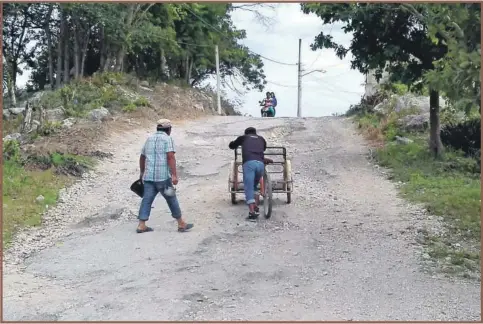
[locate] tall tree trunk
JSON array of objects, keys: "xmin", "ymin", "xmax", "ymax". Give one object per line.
[
  {"xmin": 56, "ymin": 9, "xmax": 64, "ymax": 88},
  {"xmin": 104, "ymin": 56, "xmax": 112, "ymax": 72},
  {"xmin": 160, "ymin": 48, "xmax": 167, "ymax": 79},
  {"xmin": 62, "ymin": 13, "xmax": 70, "ymax": 84},
  {"xmin": 188, "ymin": 57, "xmax": 193, "ymax": 84},
  {"xmin": 114, "ymin": 4, "xmax": 136, "ymax": 72},
  {"xmin": 80, "ymin": 28, "xmax": 90, "ymax": 77},
  {"xmin": 185, "ymin": 55, "xmax": 190, "ymax": 83},
  {"xmin": 10, "ymin": 62, "xmax": 18, "ymax": 107},
  {"xmin": 115, "ymin": 46, "xmax": 125, "ymax": 72},
  {"xmin": 429, "ymin": 90, "xmax": 443, "ymax": 157},
  {"xmin": 99, "ymin": 26, "xmax": 106, "ymax": 72},
  {"xmin": 44, "ymin": 4, "xmax": 54, "ymax": 90},
  {"xmin": 5, "ymin": 67, "xmax": 16, "ymax": 108},
  {"xmin": 178, "ymin": 62, "xmax": 184, "ymax": 79},
  {"xmin": 137, "ymin": 52, "xmax": 145, "ymax": 78},
  {"xmin": 46, "ymin": 29, "xmax": 54, "ymax": 89},
  {"xmin": 73, "ymin": 17, "xmax": 81, "ymax": 79}
]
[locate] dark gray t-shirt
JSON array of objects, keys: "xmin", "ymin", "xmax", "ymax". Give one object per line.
[{"xmin": 229, "ymin": 134, "xmax": 267, "ymax": 164}]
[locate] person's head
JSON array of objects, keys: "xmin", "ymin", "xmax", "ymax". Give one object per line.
[
  {"xmin": 266, "ymin": 91, "xmax": 271, "ymax": 98},
  {"xmin": 156, "ymin": 118, "xmax": 172, "ymax": 135},
  {"xmin": 271, "ymin": 92, "xmax": 276, "ymax": 98},
  {"xmin": 244, "ymin": 127, "xmax": 257, "ymax": 135}
]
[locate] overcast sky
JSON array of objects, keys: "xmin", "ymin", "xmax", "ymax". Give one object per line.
[
  {"xmin": 223, "ymin": 3, "xmax": 365, "ymax": 117},
  {"xmin": 16, "ymin": 3, "xmax": 365, "ymax": 117}
]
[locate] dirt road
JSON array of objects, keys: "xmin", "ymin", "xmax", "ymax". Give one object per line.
[{"xmin": 3, "ymin": 116, "xmax": 480, "ymax": 321}]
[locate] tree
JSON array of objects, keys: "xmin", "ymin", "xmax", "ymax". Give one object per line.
[
  {"xmin": 412, "ymin": 4, "xmax": 481, "ymax": 114},
  {"xmin": 3, "ymin": 3, "xmax": 39, "ymax": 106},
  {"xmin": 300, "ymin": 3, "xmax": 471, "ymax": 157},
  {"xmin": 13, "ymin": 3, "xmax": 267, "ymax": 93}
]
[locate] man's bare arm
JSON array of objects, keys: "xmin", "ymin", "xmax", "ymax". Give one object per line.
[{"xmin": 139, "ymin": 154, "xmax": 146, "ymax": 177}]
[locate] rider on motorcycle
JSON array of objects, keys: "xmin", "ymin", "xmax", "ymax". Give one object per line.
[
  {"xmin": 260, "ymin": 92, "xmax": 275, "ymax": 117},
  {"xmin": 271, "ymin": 92, "xmax": 277, "ymax": 116}
]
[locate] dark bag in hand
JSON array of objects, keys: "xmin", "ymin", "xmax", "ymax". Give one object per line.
[{"xmin": 130, "ymin": 179, "xmax": 144, "ymax": 198}]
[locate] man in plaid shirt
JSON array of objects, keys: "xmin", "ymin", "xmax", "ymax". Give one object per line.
[{"xmin": 137, "ymin": 119, "xmax": 193, "ymax": 233}]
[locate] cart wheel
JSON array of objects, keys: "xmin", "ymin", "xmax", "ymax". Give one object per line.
[
  {"xmin": 262, "ymin": 170, "xmax": 273, "ymax": 219},
  {"xmin": 284, "ymin": 160, "xmax": 293, "ymax": 204},
  {"xmin": 229, "ymin": 161, "xmax": 238, "ymax": 205}
]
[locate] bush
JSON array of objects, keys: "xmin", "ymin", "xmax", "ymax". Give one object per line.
[
  {"xmin": 122, "ymin": 103, "xmax": 137, "ymax": 112},
  {"xmin": 381, "ymin": 82, "xmax": 409, "ymax": 95},
  {"xmin": 39, "ymin": 121, "xmax": 62, "ymax": 136},
  {"xmin": 134, "ymin": 96, "xmax": 149, "ymax": 107},
  {"xmin": 345, "ymin": 91, "xmax": 388, "ymax": 117},
  {"xmin": 27, "ymin": 152, "xmax": 94, "ymax": 176},
  {"xmin": 441, "ymin": 118, "xmax": 481, "ymax": 159},
  {"xmin": 3, "ymin": 140, "xmax": 22, "ymax": 163},
  {"xmin": 38, "ymin": 72, "xmax": 137, "ymax": 117}
]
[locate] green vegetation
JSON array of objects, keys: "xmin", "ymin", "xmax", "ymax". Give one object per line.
[
  {"xmin": 3, "ymin": 3, "xmax": 268, "ymax": 105},
  {"xmin": 3, "ymin": 2, "xmax": 260, "ymax": 244},
  {"xmin": 350, "ymin": 94, "xmax": 480, "ymax": 274},
  {"xmin": 37, "ymin": 72, "xmax": 149, "ymax": 117},
  {"xmin": 2, "ymin": 140, "xmax": 94, "ymax": 246},
  {"xmin": 3, "ymin": 160, "xmax": 68, "ymax": 246},
  {"xmin": 301, "ymin": 3, "xmax": 480, "ymax": 157},
  {"xmin": 39, "ymin": 121, "xmax": 62, "ymax": 136},
  {"xmin": 303, "ymin": 3, "xmax": 480, "ymax": 275},
  {"xmin": 377, "ymin": 140, "xmax": 480, "ymax": 238}
]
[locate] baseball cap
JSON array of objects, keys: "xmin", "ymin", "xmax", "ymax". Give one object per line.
[{"xmin": 156, "ymin": 118, "xmax": 172, "ymax": 128}]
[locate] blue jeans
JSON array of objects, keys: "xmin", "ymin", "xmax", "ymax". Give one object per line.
[
  {"xmin": 138, "ymin": 179, "xmax": 181, "ymax": 221},
  {"xmin": 242, "ymin": 160, "xmax": 264, "ymax": 205}
]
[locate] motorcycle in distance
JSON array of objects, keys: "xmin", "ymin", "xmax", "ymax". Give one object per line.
[{"xmin": 259, "ymin": 100, "xmax": 274, "ymax": 118}]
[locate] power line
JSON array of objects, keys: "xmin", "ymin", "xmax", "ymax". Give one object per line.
[
  {"xmin": 184, "ymin": 6, "xmax": 298, "ymax": 66},
  {"xmin": 303, "ymin": 77, "xmax": 363, "ymax": 96},
  {"xmin": 319, "ymin": 62, "xmax": 346, "ymax": 69},
  {"xmin": 266, "ymin": 80, "xmax": 298, "ymax": 88},
  {"xmin": 164, "ymin": 37, "xmax": 214, "ymax": 48},
  {"xmin": 307, "ymin": 83, "xmax": 364, "ymax": 96},
  {"xmin": 253, "ymin": 53, "xmax": 298, "ymax": 66},
  {"xmin": 305, "ymin": 72, "xmax": 364, "ymax": 95},
  {"xmin": 307, "ymin": 71, "xmax": 347, "ymax": 82},
  {"xmin": 302, "ymin": 92, "xmax": 354, "ymax": 105},
  {"xmin": 267, "ymin": 78, "xmax": 363, "ymax": 97},
  {"xmin": 306, "ymin": 81, "xmax": 364, "ymax": 95}
]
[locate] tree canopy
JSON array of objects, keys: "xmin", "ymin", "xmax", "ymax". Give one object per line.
[
  {"xmin": 2, "ymin": 3, "xmax": 267, "ymax": 101},
  {"xmin": 301, "ymin": 3, "xmax": 480, "ymax": 156}
]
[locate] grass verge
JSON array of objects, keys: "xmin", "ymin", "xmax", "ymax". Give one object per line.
[
  {"xmin": 3, "ymin": 142, "xmax": 95, "ymax": 247},
  {"xmin": 376, "ymin": 139, "xmax": 480, "ymax": 239},
  {"xmin": 3, "ymin": 161, "xmax": 71, "ymax": 245},
  {"xmin": 353, "ymin": 108, "xmax": 480, "ymax": 277}
]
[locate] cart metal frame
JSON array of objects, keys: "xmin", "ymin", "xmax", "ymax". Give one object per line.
[{"xmin": 228, "ymin": 146, "xmax": 294, "ymax": 218}]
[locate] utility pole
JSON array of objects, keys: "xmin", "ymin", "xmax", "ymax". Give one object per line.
[
  {"xmin": 297, "ymin": 38, "xmax": 302, "ymax": 118},
  {"xmin": 297, "ymin": 38, "xmax": 326, "ymax": 118},
  {"xmin": 215, "ymin": 45, "xmax": 222, "ymax": 115}
]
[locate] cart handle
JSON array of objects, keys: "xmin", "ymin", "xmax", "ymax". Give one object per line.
[{"xmin": 234, "ymin": 146, "xmax": 287, "ymax": 160}]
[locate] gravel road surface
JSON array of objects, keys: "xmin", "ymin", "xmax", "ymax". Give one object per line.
[{"xmin": 3, "ymin": 116, "xmax": 480, "ymax": 321}]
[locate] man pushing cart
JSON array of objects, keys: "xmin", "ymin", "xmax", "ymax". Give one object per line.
[{"xmin": 228, "ymin": 127, "xmax": 293, "ymax": 221}]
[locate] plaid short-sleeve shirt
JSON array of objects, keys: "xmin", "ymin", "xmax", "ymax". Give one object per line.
[{"xmin": 141, "ymin": 131, "xmax": 175, "ymax": 182}]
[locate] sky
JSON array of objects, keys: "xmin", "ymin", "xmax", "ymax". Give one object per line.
[
  {"xmin": 15, "ymin": 3, "xmax": 365, "ymax": 118},
  {"xmin": 222, "ymin": 3, "xmax": 366, "ymax": 117}
]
